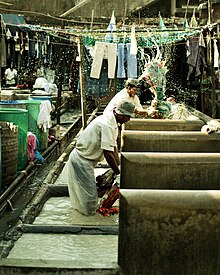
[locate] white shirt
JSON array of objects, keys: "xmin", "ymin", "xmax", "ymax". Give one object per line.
[
  {"xmin": 103, "ymin": 88, "xmax": 142, "ymax": 115},
  {"xmin": 76, "ymin": 112, "xmax": 118, "ymax": 162},
  {"xmin": 5, "ymin": 68, "xmax": 17, "ymax": 85}
]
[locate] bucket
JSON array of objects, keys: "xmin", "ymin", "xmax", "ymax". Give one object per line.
[
  {"xmin": 30, "ymin": 95, "xmax": 52, "ymax": 103},
  {"xmin": 0, "ymin": 122, "xmax": 18, "ymax": 190},
  {"xmin": 0, "ymin": 108, "xmax": 28, "ymax": 171},
  {"xmin": 18, "ymin": 100, "xmax": 48, "ymax": 151},
  {"xmin": 0, "ymin": 100, "xmax": 26, "ymax": 109}
]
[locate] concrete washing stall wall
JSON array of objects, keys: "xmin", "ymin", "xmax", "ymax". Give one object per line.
[
  {"xmin": 118, "ymin": 118, "xmax": 220, "ymax": 275},
  {"xmin": 123, "ymin": 118, "xmax": 205, "ymax": 131},
  {"xmin": 120, "ymin": 152, "xmax": 220, "ymax": 190},
  {"xmin": 119, "ymin": 189, "xmax": 220, "ymax": 275},
  {"xmin": 121, "ymin": 131, "xmax": 220, "ymax": 152}
]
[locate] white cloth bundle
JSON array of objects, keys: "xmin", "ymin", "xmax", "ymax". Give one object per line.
[{"xmin": 37, "ymin": 100, "xmax": 52, "ymax": 132}]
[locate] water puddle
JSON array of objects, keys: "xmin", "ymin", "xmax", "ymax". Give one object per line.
[{"xmin": 7, "ymin": 233, "xmax": 118, "ymax": 267}]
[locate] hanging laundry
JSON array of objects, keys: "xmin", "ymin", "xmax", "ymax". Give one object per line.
[
  {"xmin": 206, "ymin": 33, "xmax": 211, "ymax": 65},
  {"xmin": 126, "ymin": 43, "xmax": 137, "ymax": 78},
  {"xmin": 190, "ymin": 8, "xmax": 198, "ymax": 28},
  {"xmin": 0, "ymin": 36, "xmax": 7, "ymax": 67},
  {"xmin": 183, "ymin": 18, "xmax": 189, "ymax": 30},
  {"xmin": 117, "ymin": 43, "xmax": 126, "ymax": 78},
  {"xmin": 158, "ymin": 12, "xmax": 168, "ymax": 42},
  {"xmin": 214, "ymin": 39, "xmax": 219, "ymax": 69},
  {"xmin": 105, "ymin": 10, "xmax": 117, "ymax": 43},
  {"xmin": 14, "ymin": 31, "xmax": 19, "ymax": 41},
  {"xmin": 27, "ymin": 132, "xmax": 45, "ymax": 163},
  {"xmin": 159, "ymin": 12, "xmax": 166, "ymax": 30},
  {"xmin": 186, "ymin": 34, "xmax": 207, "ymax": 81},
  {"xmin": 28, "ymin": 132, "xmax": 36, "ymax": 161},
  {"xmin": 90, "ymin": 41, "xmax": 117, "ymax": 79},
  {"xmin": 6, "ymin": 28, "xmax": 12, "ymax": 39},
  {"xmin": 37, "ymin": 100, "xmax": 52, "ymax": 132},
  {"xmin": 130, "ymin": 25, "xmax": 137, "ymax": 55},
  {"xmin": 199, "ymin": 32, "xmax": 206, "ymax": 48}
]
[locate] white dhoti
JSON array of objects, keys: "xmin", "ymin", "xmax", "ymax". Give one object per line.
[{"xmin": 60, "ymin": 149, "xmax": 98, "ymax": 216}]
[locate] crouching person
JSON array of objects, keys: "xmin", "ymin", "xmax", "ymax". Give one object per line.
[{"xmin": 60, "ymin": 99, "xmax": 135, "ymax": 216}]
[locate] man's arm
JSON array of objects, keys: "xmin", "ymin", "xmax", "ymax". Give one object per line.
[
  {"xmin": 134, "ymin": 108, "xmax": 148, "ymax": 115},
  {"xmin": 104, "ymin": 147, "xmax": 120, "ymax": 175}
]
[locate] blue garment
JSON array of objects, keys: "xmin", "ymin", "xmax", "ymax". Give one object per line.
[
  {"xmin": 34, "ymin": 137, "xmax": 45, "ymax": 163},
  {"xmin": 34, "ymin": 150, "xmax": 45, "ymax": 163},
  {"xmin": 29, "ymin": 33, "xmax": 36, "ymax": 58},
  {"xmin": 45, "ymin": 42, "xmax": 51, "ymax": 64},
  {"xmin": 117, "ymin": 43, "xmax": 126, "ymax": 78},
  {"xmin": 126, "ymin": 43, "xmax": 137, "ymax": 78}
]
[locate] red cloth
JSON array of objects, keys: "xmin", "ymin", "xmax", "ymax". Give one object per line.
[
  {"xmin": 97, "ymin": 184, "xmax": 120, "ymax": 217},
  {"xmin": 28, "ymin": 133, "xmax": 36, "ymax": 161},
  {"xmin": 97, "ymin": 207, "xmax": 119, "ymax": 217}
]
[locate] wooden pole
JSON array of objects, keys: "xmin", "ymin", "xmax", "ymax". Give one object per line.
[
  {"xmin": 90, "ymin": 9, "xmax": 94, "ymax": 30},
  {"xmin": 123, "ymin": 2, "xmax": 127, "ymax": 27},
  {"xmin": 207, "ymin": 0, "xmax": 216, "ymax": 118},
  {"xmin": 171, "ymin": 0, "xmax": 176, "ymax": 17},
  {"xmin": 77, "ymin": 35, "xmax": 87, "ymax": 129},
  {"xmin": 207, "ymin": 0, "xmax": 212, "ymax": 25}
]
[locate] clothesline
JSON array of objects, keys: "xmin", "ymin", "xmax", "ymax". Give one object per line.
[{"xmin": 2, "ymin": 20, "xmax": 219, "ymax": 49}]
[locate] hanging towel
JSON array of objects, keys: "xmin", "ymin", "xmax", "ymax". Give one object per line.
[{"xmin": 37, "ymin": 100, "xmax": 52, "ymax": 132}]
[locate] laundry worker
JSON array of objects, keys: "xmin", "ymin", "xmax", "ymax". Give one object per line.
[
  {"xmin": 138, "ymin": 75, "xmax": 158, "ymax": 105},
  {"xmin": 4, "ymin": 64, "xmax": 17, "ymax": 87},
  {"xmin": 103, "ymin": 78, "xmax": 148, "ymax": 116},
  {"xmin": 60, "ymin": 99, "xmax": 136, "ymax": 216}
]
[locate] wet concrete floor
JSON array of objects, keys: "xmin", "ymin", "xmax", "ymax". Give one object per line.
[{"xmin": 4, "ymin": 164, "xmax": 119, "ymax": 272}]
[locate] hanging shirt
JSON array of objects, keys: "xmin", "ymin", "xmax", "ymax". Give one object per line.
[{"xmin": 103, "ymin": 88, "xmax": 142, "ymax": 115}]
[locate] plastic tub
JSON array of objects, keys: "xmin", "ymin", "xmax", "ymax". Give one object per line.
[{"xmin": 18, "ymin": 100, "xmax": 48, "ymax": 151}]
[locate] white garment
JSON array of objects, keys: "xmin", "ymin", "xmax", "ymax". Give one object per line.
[
  {"xmin": 90, "ymin": 41, "xmax": 117, "ymax": 79},
  {"xmin": 33, "ymin": 77, "xmax": 48, "ymax": 89},
  {"xmin": 214, "ymin": 39, "xmax": 219, "ymax": 69},
  {"xmin": 130, "ymin": 26, "xmax": 137, "ymax": 55},
  {"xmin": 103, "ymin": 88, "xmax": 142, "ymax": 115},
  {"xmin": 60, "ymin": 149, "xmax": 98, "ymax": 216},
  {"xmin": 60, "ymin": 112, "xmax": 118, "ymax": 215},
  {"xmin": 5, "ymin": 68, "xmax": 17, "ymax": 85},
  {"xmin": 37, "ymin": 100, "xmax": 52, "ymax": 132},
  {"xmin": 105, "ymin": 10, "xmax": 117, "ymax": 43},
  {"xmin": 76, "ymin": 112, "xmax": 118, "ymax": 161}
]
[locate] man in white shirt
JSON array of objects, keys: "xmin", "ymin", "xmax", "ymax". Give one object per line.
[
  {"xmin": 103, "ymin": 78, "xmax": 148, "ymax": 116},
  {"xmin": 5, "ymin": 65, "xmax": 17, "ymax": 87},
  {"xmin": 60, "ymin": 99, "xmax": 135, "ymax": 216}
]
